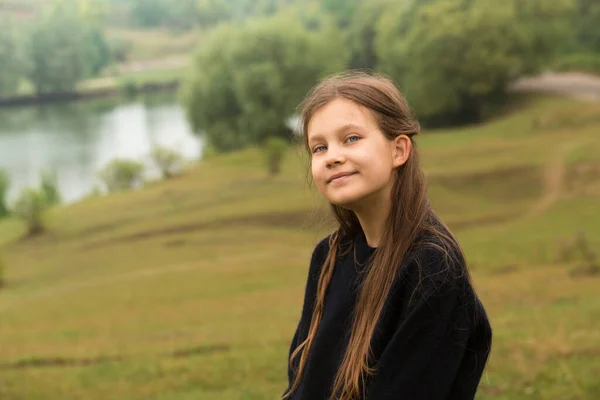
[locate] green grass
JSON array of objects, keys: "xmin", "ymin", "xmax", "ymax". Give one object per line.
[
  {"xmin": 1, "ymin": 94, "xmax": 599, "ymax": 399},
  {"xmin": 104, "ymin": 27, "xmax": 202, "ymax": 62}
]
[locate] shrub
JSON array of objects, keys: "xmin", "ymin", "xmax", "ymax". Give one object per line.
[
  {"xmin": 99, "ymin": 159, "xmax": 145, "ymax": 193},
  {"xmin": 0, "ymin": 169, "xmax": 9, "ymax": 218},
  {"xmin": 0, "ymin": 251, "xmax": 5, "ymax": 289},
  {"xmin": 40, "ymin": 169, "xmax": 61, "ymax": 206},
  {"xmin": 553, "ymin": 53, "xmax": 600, "ymax": 75},
  {"xmin": 13, "ymin": 187, "xmax": 47, "ymax": 236},
  {"xmin": 151, "ymin": 145, "xmax": 184, "ymax": 179},
  {"xmin": 264, "ymin": 136, "xmax": 288, "ymax": 176},
  {"xmin": 119, "ymin": 78, "xmax": 138, "ymax": 98}
]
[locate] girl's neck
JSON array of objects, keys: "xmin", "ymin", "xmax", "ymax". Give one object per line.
[{"xmin": 352, "ymin": 190, "xmax": 392, "ymax": 249}]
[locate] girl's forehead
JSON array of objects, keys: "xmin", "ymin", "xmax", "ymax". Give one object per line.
[{"xmin": 307, "ymin": 99, "xmax": 377, "ymax": 137}]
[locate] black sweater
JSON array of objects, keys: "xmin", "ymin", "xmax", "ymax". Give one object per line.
[{"xmin": 284, "ymin": 229, "xmax": 492, "ymax": 400}]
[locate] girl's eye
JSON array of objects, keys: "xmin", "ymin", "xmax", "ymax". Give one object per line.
[
  {"xmin": 346, "ymin": 135, "xmax": 360, "ymax": 143},
  {"xmin": 313, "ymin": 145, "xmax": 326, "ymax": 154}
]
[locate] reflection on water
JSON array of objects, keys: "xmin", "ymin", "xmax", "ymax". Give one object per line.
[{"xmin": 0, "ymin": 93, "xmax": 203, "ymax": 204}]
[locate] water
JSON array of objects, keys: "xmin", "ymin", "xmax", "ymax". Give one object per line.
[{"xmin": 0, "ymin": 93, "xmax": 203, "ymax": 204}]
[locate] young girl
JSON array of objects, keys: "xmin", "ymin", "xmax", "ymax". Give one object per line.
[{"xmin": 283, "ymin": 72, "xmax": 492, "ymax": 400}]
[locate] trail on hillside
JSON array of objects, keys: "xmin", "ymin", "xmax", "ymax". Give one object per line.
[
  {"xmin": 510, "ymin": 72, "xmax": 600, "ymax": 102},
  {"xmin": 522, "ymin": 144, "xmax": 574, "ymax": 221}
]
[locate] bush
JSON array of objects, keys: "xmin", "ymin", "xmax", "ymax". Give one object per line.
[
  {"xmin": 0, "ymin": 251, "xmax": 5, "ymax": 289},
  {"xmin": 0, "ymin": 169, "xmax": 9, "ymax": 218},
  {"xmin": 151, "ymin": 145, "xmax": 184, "ymax": 179},
  {"xmin": 99, "ymin": 159, "xmax": 145, "ymax": 193},
  {"xmin": 13, "ymin": 187, "xmax": 47, "ymax": 236},
  {"xmin": 552, "ymin": 53, "xmax": 600, "ymax": 75},
  {"xmin": 264, "ymin": 136, "xmax": 288, "ymax": 176},
  {"xmin": 119, "ymin": 78, "xmax": 138, "ymax": 98},
  {"xmin": 40, "ymin": 169, "xmax": 61, "ymax": 206}
]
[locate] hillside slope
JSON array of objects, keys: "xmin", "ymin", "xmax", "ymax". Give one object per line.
[{"xmin": 0, "ymin": 94, "xmax": 599, "ymax": 400}]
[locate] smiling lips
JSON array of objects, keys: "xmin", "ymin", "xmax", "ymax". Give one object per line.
[{"xmin": 327, "ymin": 172, "xmax": 357, "ymax": 184}]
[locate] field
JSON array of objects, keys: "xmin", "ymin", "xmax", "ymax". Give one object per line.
[{"xmin": 1, "ymin": 94, "xmax": 600, "ymax": 399}]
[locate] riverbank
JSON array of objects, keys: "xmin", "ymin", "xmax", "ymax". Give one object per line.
[{"xmin": 0, "ymin": 65, "xmax": 188, "ymax": 107}]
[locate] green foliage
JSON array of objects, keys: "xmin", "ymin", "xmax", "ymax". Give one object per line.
[
  {"xmin": 182, "ymin": 14, "xmax": 347, "ymax": 152},
  {"xmin": 26, "ymin": 2, "xmax": 89, "ymax": 94},
  {"xmin": 347, "ymin": 0, "xmax": 390, "ymax": 70},
  {"xmin": 99, "ymin": 159, "xmax": 145, "ymax": 193},
  {"xmin": 0, "ymin": 250, "xmax": 5, "ymax": 289},
  {"xmin": 83, "ymin": 28, "xmax": 112, "ymax": 77},
  {"xmin": 130, "ymin": 0, "xmax": 168, "ymax": 27},
  {"xmin": 150, "ymin": 145, "xmax": 184, "ymax": 179},
  {"xmin": 163, "ymin": 0, "xmax": 201, "ymax": 31},
  {"xmin": 264, "ymin": 136, "xmax": 288, "ymax": 176},
  {"xmin": 12, "ymin": 187, "xmax": 48, "ymax": 236},
  {"xmin": 119, "ymin": 78, "xmax": 138, "ymax": 98},
  {"xmin": 321, "ymin": 0, "xmax": 360, "ymax": 27},
  {"xmin": 109, "ymin": 38, "xmax": 133, "ymax": 63},
  {"xmin": 376, "ymin": 0, "xmax": 575, "ymax": 122},
  {"xmin": 0, "ymin": 17, "xmax": 25, "ymax": 99},
  {"xmin": 552, "ymin": 52, "xmax": 600, "ymax": 74},
  {"xmin": 0, "ymin": 170, "xmax": 9, "ymax": 219},
  {"xmin": 573, "ymin": 0, "xmax": 600, "ymax": 52},
  {"xmin": 40, "ymin": 169, "xmax": 61, "ymax": 206}
]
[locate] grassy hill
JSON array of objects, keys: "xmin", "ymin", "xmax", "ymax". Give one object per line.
[{"xmin": 0, "ymin": 94, "xmax": 599, "ymax": 399}]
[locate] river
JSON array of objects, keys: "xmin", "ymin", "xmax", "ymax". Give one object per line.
[{"xmin": 0, "ymin": 93, "xmax": 203, "ymax": 205}]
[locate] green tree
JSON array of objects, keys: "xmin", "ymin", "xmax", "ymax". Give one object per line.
[
  {"xmin": 83, "ymin": 28, "xmax": 111, "ymax": 77},
  {"xmin": 99, "ymin": 159, "xmax": 145, "ymax": 193},
  {"xmin": 26, "ymin": 3, "xmax": 88, "ymax": 94},
  {"xmin": 0, "ymin": 17, "xmax": 25, "ymax": 98},
  {"xmin": 264, "ymin": 136, "xmax": 288, "ymax": 176},
  {"xmin": 182, "ymin": 14, "xmax": 347, "ymax": 152},
  {"xmin": 0, "ymin": 250, "xmax": 5, "ymax": 289},
  {"xmin": 40, "ymin": 169, "xmax": 61, "ymax": 206},
  {"xmin": 376, "ymin": 0, "xmax": 575, "ymax": 122},
  {"xmin": 321, "ymin": 0, "xmax": 360, "ymax": 28},
  {"xmin": 13, "ymin": 188, "xmax": 48, "ymax": 236},
  {"xmin": 347, "ymin": 0, "xmax": 391, "ymax": 70},
  {"xmin": 574, "ymin": 0, "xmax": 600, "ymax": 51},
  {"xmin": 130, "ymin": 0, "xmax": 168, "ymax": 27},
  {"xmin": 0, "ymin": 169, "xmax": 10, "ymax": 218},
  {"xmin": 151, "ymin": 145, "xmax": 184, "ymax": 179}
]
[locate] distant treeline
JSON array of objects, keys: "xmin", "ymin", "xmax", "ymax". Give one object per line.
[
  {"xmin": 1, "ymin": 0, "xmax": 599, "ymax": 145},
  {"xmin": 178, "ymin": 0, "xmax": 600, "ymax": 152}
]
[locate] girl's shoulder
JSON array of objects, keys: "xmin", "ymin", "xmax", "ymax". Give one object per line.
[
  {"xmin": 306, "ymin": 234, "xmax": 333, "ymax": 281},
  {"xmin": 399, "ymin": 233, "xmax": 469, "ymax": 297}
]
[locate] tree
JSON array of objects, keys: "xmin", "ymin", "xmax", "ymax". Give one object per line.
[
  {"xmin": 182, "ymin": 14, "xmax": 348, "ymax": 152},
  {"xmin": 0, "ymin": 17, "xmax": 25, "ymax": 98},
  {"xmin": 376, "ymin": 0, "xmax": 575, "ymax": 122},
  {"xmin": 151, "ymin": 145, "xmax": 184, "ymax": 179},
  {"xmin": 99, "ymin": 159, "xmax": 145, "ymax": 193},
  {"xmin": 40, "ymin": 169, "xmax": 61, "ymax": 206},
  {"xmin": 13, "ymin": 188, "xmax": 48, "ymax": 236},
  {"xmin": 83, "ymin": 28, "xmax": 112, "ymax": 77},
  {"xmin": 130, "ymin": 0, "xmax": 168, "ymax": 27},
  {"xmin": 574, "ymin": 0, "xmax": 600, "ymax": 51},
  {"xmin": 0, "ymin": 169, "xmax": 10, "ymax": 218},
  {"xmin": 347, "ymin": 0, "xmax": 391, "ymax": 70},
  {"xmin": 26, "ymin": 3, "xmax": 88, "ymax": 94}
]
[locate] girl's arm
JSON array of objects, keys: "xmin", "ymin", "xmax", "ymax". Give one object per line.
[{"xmin": 366, "ymin": 262, "xmax": 492, "ymax": 399}]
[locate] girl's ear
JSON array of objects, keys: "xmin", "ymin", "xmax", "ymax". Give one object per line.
[{"xmin": 392, "ymin": 134, "xmax": 411, "ymax": 168}]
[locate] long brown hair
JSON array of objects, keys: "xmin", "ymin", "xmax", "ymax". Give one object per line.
[{"xmin": 284, "ymin": 72, "xmax": 470, "ymax": 400}]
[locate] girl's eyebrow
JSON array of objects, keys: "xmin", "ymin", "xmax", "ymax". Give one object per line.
[{"xmin": 308, "ymin": 123, "xmax": 364, "ymax": 146}]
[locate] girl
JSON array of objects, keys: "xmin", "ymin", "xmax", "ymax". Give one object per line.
[{"xmin": 283, "ymin": 72, "xmax": 492, "ymax": 400}]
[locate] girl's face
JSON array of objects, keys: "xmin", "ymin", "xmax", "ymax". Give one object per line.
[{"xmin": 307, "ymin": 98, "xmax": 409, "ymax": 210}]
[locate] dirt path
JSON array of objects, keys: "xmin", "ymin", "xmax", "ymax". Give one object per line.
[
  {"xmin": 510, "ymin": 72, "xmax": 600, "ymax": 101},
  {"xmin": 522, "ymin": 144, "xmax": 574, "ymax": 221}
]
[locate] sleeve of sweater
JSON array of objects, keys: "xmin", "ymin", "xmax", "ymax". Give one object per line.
[
  {"xmin": 283, "ymin": 236, "xmax": 330, "ymax": 397},
  {"xmin": 365, "ymin": 246, "xmax": 492, "ymax": 400}
]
